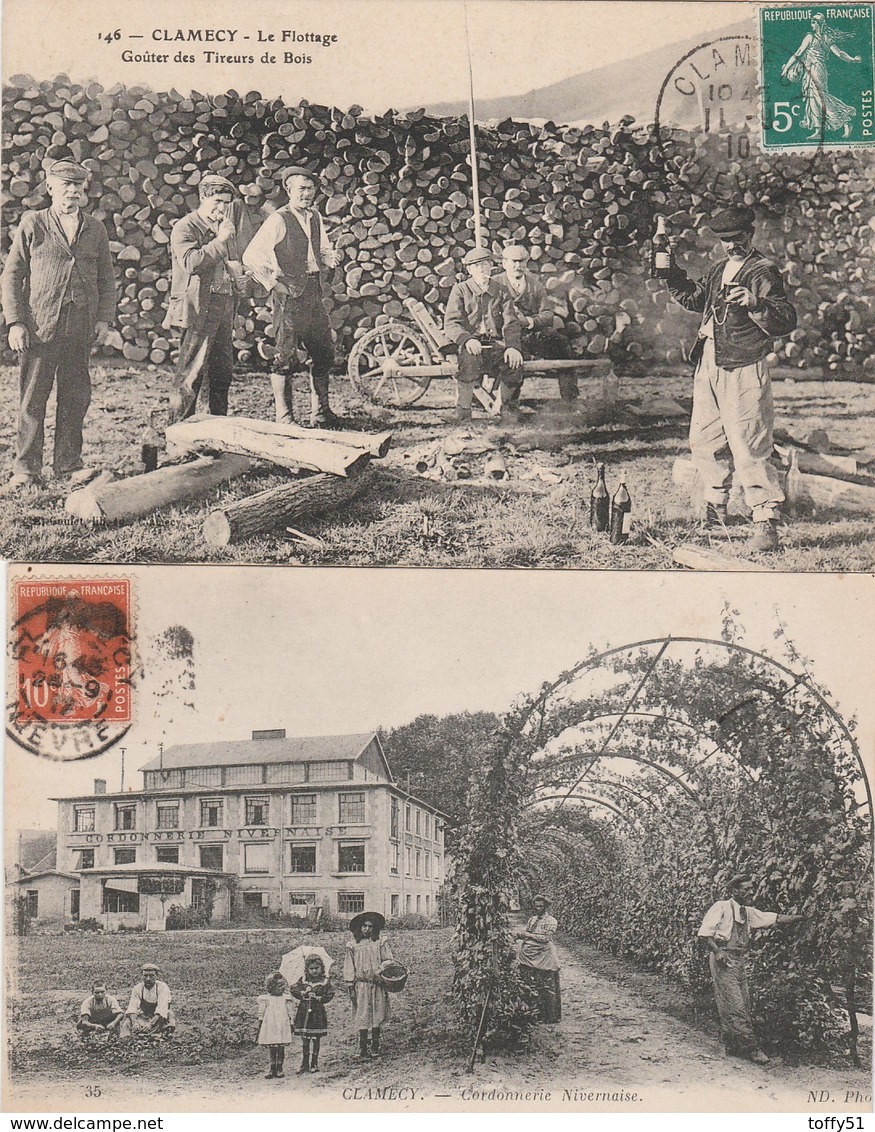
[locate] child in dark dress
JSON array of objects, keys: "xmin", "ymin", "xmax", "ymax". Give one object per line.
[{"xmin": 290, "ymin": 955, "xmax": 335, "ymax": 1073}]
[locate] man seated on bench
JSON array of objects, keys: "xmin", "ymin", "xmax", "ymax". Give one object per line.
[
  {"xmin": 77, "ymin": 981, "xmax": 124, "ymax": 1039},
  {"xmin": 495, "ymin": 244, "xmax": 579, "ymax": 411},
  {"xmin": 443, "ymin": 247, "xmax": 523, "ymax": 422}
]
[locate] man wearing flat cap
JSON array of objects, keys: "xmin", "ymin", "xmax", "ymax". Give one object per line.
[
  {"xmin": 495, "ymin": 244, "xmax": 579, "ymax": 410},
  {"xmin": 1, "ymin": 159, "xmax": 116, "ymax": 492},
  {"xmin": 443, "ymin": 247, "xmax": 524, "ymax": 422},
  {"xmin": 514, "ymin": 894, "xmax": 562, "ymax": 1023},
  {"xmin": 698, "ymin": 875, "xmax": 804, "ymax": 1063},
  {"xmin": 119, "ymin": 963, "xmax": 176, "ymax": 1041},
  {"xmin": 243, "ymin": 167, "xmax": 342, "ymax": 428},
  {"xmin": 665, "ymin": 205, "xmax": 797, "ymax": 551},
  {"xmin": 164, "ymin": 174, "xmax": 254, "ymax": 421}
]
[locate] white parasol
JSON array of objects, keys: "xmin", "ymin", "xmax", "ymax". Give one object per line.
[{"xmin": 280, "ymin": 945, "xmax": 334, "ymax": 987}]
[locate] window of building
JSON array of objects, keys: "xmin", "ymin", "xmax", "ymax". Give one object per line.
[
  {"xmin": 416, "ymin": 850, "xmax": 423, "ymax": 877},
  {"xmin": 26, "ymin": 890, "xmax": 38, "ymax": 917},
  {"xmin": 156, "ymin": 802, "xmax": 179, "ymax": 830},
  {"xmin": 309, "ymin": 761, "xmax": 353, "ymax": 781},
  {"xmin": 337, "ymin": 892, "xmax": 365, "ymax": 914},
  {"xmin": 290, "ymin": 794, "xmax": 317, "ymax": 824},
  {"xmin": 74, "ymin": 806, "xmax": 95, "ymax": 833},
  {"xmin": 338, "ymin": 792, "xmax": 365, "ymax": 824},
  {"xmin": 391, "ymin": 894, "xmax": 400, "ymax": 917},
  {"xmin": 102, "ymin": 886, "xmax": 139, "ymax": 914},
  {"xmin": 191, "ymin": 878, "xmax": 210, "ymax": 910},
  {"xmin": 337, "ymin": 842, "xmax": 366, "ymax": 873},
  {"xmin": 145, "ymin": 768, "xmax": 185, "ymax": 790},
  {"xmin": 71, "ymin": 890, "xmax": 80, "ymax": 920},
  {"xmin": 415, "ymin": 809, "xmax": 421, "ymax": 835},
  {"xmin": 435, "ymin": 820, "xmax": 442, "ymax": 844},
  {"xmin": 114, "ymin": 848, "xmax": 136, "ymax": 865},
  {"xmin": 425, "ymin": 813, "xmax": 431, "ymax": 839},
  {"xmin": 405, "ymin": 894, "xmax": 412, "ymax": 913},
  {"xmin": 244, "ymin": 843, "xmax": 271, "ymax": 875},
  {"xmin": 199, "ymin": 845, "xmax": 223, "ymax": 870},
  {"xmin": 289, "ymin": 892, "xmax": 316, "ymax": 908},
  {"xmin": 289, "ymin": 844, "xmax": 317, "ymax": 874},
  {"xmin": 405, "ymin": 847, "xmax": 412, "ymax": 875},
  {"xmin": 425, "ymin": 895, "xmax": 430, "ymax": 916},
  {"xmin": 226, "ymin": 764, "xmax": 263, "ymax": 786},
  {"xmin": 405, "ymin": 804, "xmax": 411, "ymax": 832},
  {"xmin": 266, "ymin": 763, "xmax": 306, "ymax": 785},
  {"xmin": 187, "ymin": 767, "xmax": 221, "ymax": 788},
  {"xmin": 75, "ymin": 849, "xmax": 95, "ymax": 870},
  {"xmin": 243, "ymin": 892, "xmax": 267, "ymax": 915},
  {"xmin": 245, "ymin": 796, "xmax": 269, "ymax": 826},
  {"xmin": 390, "ymin": 843, "xmax": 400, "ymax": 876},
  {"xmin": 390, "ymin": 797, "xmax": 400, "ymax": 839},
  {"xmin": 200, "ymin": 799, "xmax": 223, "ymax": 828},
  {"xmin": 424, "ymin": 852, "xmax": 430, "ymax": 878},
  {"xmin": 156, "ymin": 846, "xmax": 179, "ymax": 864},
  {"xmin": 416, "ymin": 895, "xmax": 421, "ymax": 914},
  {"xmin": 115, "ymin": 804, "xmax": 137, "ymax": 831}
]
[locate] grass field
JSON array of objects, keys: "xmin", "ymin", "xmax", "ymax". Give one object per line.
[{"xmin": 1, "ymin": 360, "xmax": 873, "ymax": 569}]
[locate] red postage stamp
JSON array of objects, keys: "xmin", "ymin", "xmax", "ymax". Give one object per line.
[{"xmin": 7, "ymin": 576, "xmax": 134, "ymax": 759}]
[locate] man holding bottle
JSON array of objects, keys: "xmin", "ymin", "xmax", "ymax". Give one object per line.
[{"xmin": 663, "ymin": 205, "xmax": 797, "ymax": 552}]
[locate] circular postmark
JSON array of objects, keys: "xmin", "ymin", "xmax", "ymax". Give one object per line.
[
  {"xmin": 6, "ymin": 577, "xmax": 135, "ymax": 760},
  {"xmin": 654, "ymin": 34, "xmax": 825, "ymax": 203}
]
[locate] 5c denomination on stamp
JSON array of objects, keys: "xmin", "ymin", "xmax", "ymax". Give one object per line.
[{"xmin": 7, "ymin": 576, "xmax": 134, "ymax": 760}]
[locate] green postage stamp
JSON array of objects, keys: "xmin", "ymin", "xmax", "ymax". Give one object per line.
[{"xmin": 759, "ymin": 3, "xmax": 875, "ymax": 147}]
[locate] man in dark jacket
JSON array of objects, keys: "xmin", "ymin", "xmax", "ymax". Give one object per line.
[
  {"xmin": 495, "ymin": 244, "xmax": 579, "ymax": 409},
  {"xmin": 164, "ymin": 175, "xmax": 252, "ymax": 421},
  {"xmin": 666, "ymin": 205, "xmax": 797, "ymax": 552},
  {"xmin": 443, "ymin": 247, "xmax": 523, "ymax": 422},
  {"xmin": 1, "ymin": 160, "xmax": 116, "ymax": 492}
]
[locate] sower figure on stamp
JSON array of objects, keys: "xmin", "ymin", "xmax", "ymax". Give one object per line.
[
  {"xmin": 494, "ymin": 244, "xmax": 579, "ymax": 411},
  {"xmin": 243, "ymin": 166, "xmax": 342, "ymax": 428},
  {"xmin": 698, "ymin": 875, "xmax": 804, "ymax": 1064},
  {"xmin": 118, "ymin": 963, "xmax": 176, "ymax": 1041},
  {"xmin": 443, "ymin": 247, "xmax": 524, "ymax": 423},
  {"xmin": 665, "ymin": 204, "xmax": 797, "ymax": 553},
  {"xmin": 77, "ymin": 981, "xmax": 124, "ymax": 1039},
  {"xmin": 164, "ymin": 175, "xmax": 253, "ymax": 421},
  {"xmin": 0, "ymin": 159, "xmax": 116, "ymax": 494}
]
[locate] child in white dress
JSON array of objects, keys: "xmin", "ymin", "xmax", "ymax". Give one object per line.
[{"xmin": 256, "ymin": 971, "xmax": 294, "ymax": 1078}]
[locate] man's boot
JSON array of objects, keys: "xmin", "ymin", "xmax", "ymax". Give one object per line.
[
  {"xmin": 310, "ymin": 376, "xmax": 340, "ymax": 429},
  {"xmin": 498, "ymin": 382, "xmax": 521, "ymax": 422},
  {"xmin": 270, "ymin": 373, "xmax": 294, "ymax": 425},
  {"xmin": 701, "ymin": 502, "xmax": 729, "ymax": 531},
  {"xmin": 455, "ymin": 382, "xmax": 474, "ymax": 423},
  {"xmin": 358, "ymin": 1029, "xmax": 371, "ymax": 1060},
  {"xmin": 370, "ymin": 1028, "xmax": 381, "ymax": 1058},
  {"xmin": 749, "ymin": 517, "xmax": 780, "ymax": 553},
  {"xmin": 298, "ymin": 1040, "xmax": 310, "ymax": 1074}
]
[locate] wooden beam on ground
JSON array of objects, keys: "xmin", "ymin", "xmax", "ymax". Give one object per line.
[
  {"xmin": 787, "ymin": 460, "xmax": 875, "ymax": 515},
  {"xmin": 202, "ymin": 467, "xmax": 374, "ymax": 547},
  {"xmin": 673, "ymin": 543, "xmax": 772, "ymax": 572},
  {"xmin": 166, "ymin": 416, "xmax": 372, "ymax": 477},
  {"xmin": 227, "ymin": 416, "xmax": 393, "ymax": 458},
  {"xmin": 65, "ymin": 455, "xmax": 252, "ymax": 523}
]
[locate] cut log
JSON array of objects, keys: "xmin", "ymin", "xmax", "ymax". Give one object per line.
[
  {"xmin": 774, "ymin": 444, "xmax": 857, "ymax": 478},
  {"xmin": 65, "ymin": 455, "xmax": 252, "ymax": 523},
  {"xmin": 202, "ymin": 467, "xmax": 374, "ymax": 547},
  {"xmin": 673, "ymin": 543, "xmax": 772, "ymax": 572},
  {"xmin": 166, "ymin": 417, "xmax": 371, "ymax": 477},
  {"xmin": 232, "ymin": 416, "xmax": 393, "ymax": 458},
  {"xmin": 787, "ymin": 457, "xmax": 875, "ymax": 515}
]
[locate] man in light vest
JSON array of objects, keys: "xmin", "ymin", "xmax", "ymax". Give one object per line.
[{"xmin": 243, "ymin": 167, "xmax": 342, "ymax": 428}]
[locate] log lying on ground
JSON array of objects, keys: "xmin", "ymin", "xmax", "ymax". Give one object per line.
[
  {"xmin": 774, "ymin": 443, "xmax": 857, "ymax": 477},
  {"xmin": 234, "ymin": 417, "xmax": 393, "ymax": 458},
  {"xmin": 166, "ymin": 417, "xmax": 371, "ymax": 477},
  {"xmin": 203, "ymin": 467, "xmax": 374, "ymax": 547},
  {"xmin": 66, "ymin": 455, "xmax": 252, "ymax": 523},
  {"xmin": 673, "ymin": 543, "xmax": 772, "ymax": 572},
  {"xmin": 787, "ymin": 458, "xmax": 875, "ymax": 514}
]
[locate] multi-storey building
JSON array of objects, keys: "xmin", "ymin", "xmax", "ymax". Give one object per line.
[{"xmin": 47, "ymin": 730, "xmax": 448, "ymax": 931}]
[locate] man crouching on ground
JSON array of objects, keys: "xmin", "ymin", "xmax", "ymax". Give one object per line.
[
  {"xmin": 443, "ymin": 247, "xmax": 524, "ymax": 423},
  {"xmin": 665, "ymin": 205, "xmax": 796, "ymax": 552}
]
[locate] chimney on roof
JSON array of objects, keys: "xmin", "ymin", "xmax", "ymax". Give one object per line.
[
  {"xmin": 94, "ymin": 779, "xmax": 107, "ymax": 795},
  {"xmin": 252, "ymin": 729, "xmax": 286, "ymax": 740}
]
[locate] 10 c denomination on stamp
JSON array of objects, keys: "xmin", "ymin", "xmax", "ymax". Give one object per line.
[{"xmin": 7, "ymin": 576, "xmax": 134, "ymax": 759}]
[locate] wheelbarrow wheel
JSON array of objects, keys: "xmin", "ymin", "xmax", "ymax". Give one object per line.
[{"xmin": 347, "ymin": 321, "xmax": 434, "ymax": 407}]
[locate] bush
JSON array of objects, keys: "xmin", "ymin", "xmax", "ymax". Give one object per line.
[
  {"xmin": 63, "ymin": 918, "xmax": 103, "ymax": 933},
  {"xmin": 165, "ymin": 904, "xmax": 212, "ymax": 931},
  {"xmin": 388, "ymin": 913, "xmax": 439, "ymax": 931}
]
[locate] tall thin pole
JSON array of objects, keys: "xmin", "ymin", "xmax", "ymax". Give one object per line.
[
  {"xmin": 119, "ymin": 747, "xmax": 126, "ymax": 793},
  {"xmin": 463, "ymin": 2, "xmax": 483, "ymax": 249}
]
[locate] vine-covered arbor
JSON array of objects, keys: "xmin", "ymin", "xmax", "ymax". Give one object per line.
[{"xmin": 452, "ymin": 629, "xmax": 872, "ymax": 1062}]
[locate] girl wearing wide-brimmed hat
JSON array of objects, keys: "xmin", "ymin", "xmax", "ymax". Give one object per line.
[{"xmin": 343, "ymin": 911, "xmax": 394, "ymax": 1059}]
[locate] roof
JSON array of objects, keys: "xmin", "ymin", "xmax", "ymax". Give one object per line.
[
  {"xmin": 140, "ymin": 732, "xmax": 381, "ymax": 772},
  {"xmin": 14, "ymin": 830, "xmax": 57, "ymax": 871},
  {"xmin": 80, "ymin": 863, "xmax": 227, "ymax": 877},
  {"xmin": 12, "ymin": 869, "xmax": 78, "ymax": 885}
]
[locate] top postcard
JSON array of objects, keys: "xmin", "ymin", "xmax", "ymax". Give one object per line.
[{"xmin": 1, "ymin": 0, "xmax": 874, "ymax": 570}]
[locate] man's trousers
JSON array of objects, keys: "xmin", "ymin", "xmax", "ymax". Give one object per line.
[
  {"xmin": 455, "ymin": 344, "xmax": 520, "ymax": 410},
  {"xmin": 689, "ymin": 337, "xmax": 784, "ymax": 521},
  {"xmin": 272, "ymin": 277, "xmax": 335, "ymax": 415},
  {"xmin": 520, "ymin": 329, "xmax": 579, "ymax": 403},
  {"xmin": 15, "ymin": 303, "xmax": 92, "ymax": 478},
  {"xmin": 171, "ymin": 292, "xmax": 235, "ymax": 421}
]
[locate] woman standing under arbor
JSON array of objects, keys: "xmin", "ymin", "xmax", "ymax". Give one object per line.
[{"xmin": 515, "ymin": 895, "xmax": 562, "ymax": 1024}]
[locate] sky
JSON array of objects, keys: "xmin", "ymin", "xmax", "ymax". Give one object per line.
[
  {"xmin": 4, "ymin": 566, "xmax": 873, "ymax": 831},
  {"xmin": 2, "ymin": 0, "xmax": 753, "ymax": 110}
]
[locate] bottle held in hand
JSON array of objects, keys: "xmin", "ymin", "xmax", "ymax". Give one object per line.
[
  {"xmin": 590, "ymin": 463, "xmax": 610, "ymax": 532},
  {"xmin": 610, "ymin": 477, "xmax": 632, "ymax": 544},
  {"xmin": 651, "ymin": 216, "xmax": 672, "ymax": 279}
]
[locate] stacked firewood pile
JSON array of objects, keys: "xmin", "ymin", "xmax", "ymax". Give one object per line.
[{"xmin": 2, "ymin": 73, "xmax": 873, "ymax": 375}]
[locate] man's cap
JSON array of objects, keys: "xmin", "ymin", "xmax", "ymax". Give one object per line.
[
  {"xmin": 46, "ymin": 160, "xmax": 89, "ymax": 184},
  {"xmin": 141, "ymin": 963, "xmax": 161, "ymax": 973},
  {"xmin": 708, "ymin": 205, "xmax": 756, "ymax": 236},
  {"xmin": 463, "ymin": 247, "xmax": 495, "ymax": 266},
  {"xmin": 502, "ymin": 244, "xmax": 529, "ymax": 261},
  {"xmin": 533, "ymin": 893, "xmax": 552, "ymax": 905},
  {"xmin": 279, "ymin": 165, "xmax": 320, "ymax": 186},
  {"xmin": 198, "ymin": 174, "xmax": 236, "ymax": 199},
  {"xmin": 727, "ymin": 874, "xmax": 751, "ymax": 890}
]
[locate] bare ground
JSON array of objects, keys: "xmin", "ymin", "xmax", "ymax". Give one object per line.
[
  {"xmin": 4, "ymin": 926, "xmax": 870, "ymax": 1114},
  {"xmin": 0, "ymin": 362, "xmax": 873, "ymax": 569}
]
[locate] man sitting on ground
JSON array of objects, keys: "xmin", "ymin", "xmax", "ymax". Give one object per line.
[
  {"xmin": 77, "ymin": 981, "xmax": 123, "ymax": 1038},
  {"xmin": 119, "ymin": 963, "xmax": 176, "ymax": 1041}
]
